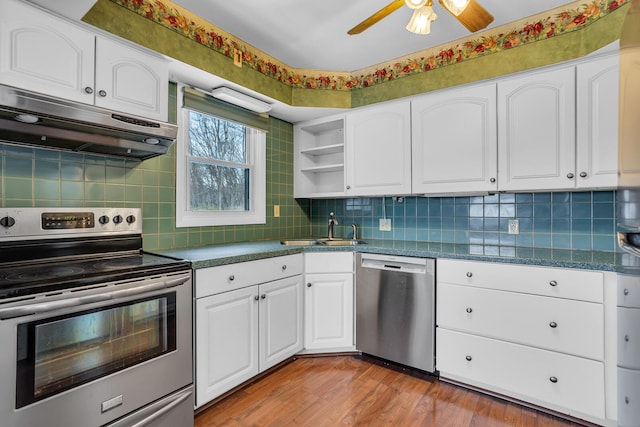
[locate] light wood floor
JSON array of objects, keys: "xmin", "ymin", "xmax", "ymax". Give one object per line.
[{"xmin": 194, "ymin": 356, "xmax": 584, "ymax": 427}]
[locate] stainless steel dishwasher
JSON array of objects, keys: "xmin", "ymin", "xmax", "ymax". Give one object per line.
[{"xmin": 355, "ymin": 253, "xmax": 435, "ymax": 373}]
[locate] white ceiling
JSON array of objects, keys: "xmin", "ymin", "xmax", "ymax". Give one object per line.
[{"xmin": 173, "ymin": 0, "xmax": 574, "ymax": 71}]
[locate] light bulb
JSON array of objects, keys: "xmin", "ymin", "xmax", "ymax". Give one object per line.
[{"xmin": 441, "ymin": 0, "xmax": 470, "ymax": 16}]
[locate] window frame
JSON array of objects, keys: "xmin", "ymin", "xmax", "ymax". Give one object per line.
[{"xmin": 176, "ymin": 88, "xmax": 266, "ymax": 228}]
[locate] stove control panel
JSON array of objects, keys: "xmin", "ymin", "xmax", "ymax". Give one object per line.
[{"xmin": 0, "ymin": 208, "xmax": 142, "ymax": 240}]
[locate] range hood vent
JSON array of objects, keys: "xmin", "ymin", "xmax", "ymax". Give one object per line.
[{"xmin": 0, "ymin": 84, "xmax": 177, "ymax": 161}]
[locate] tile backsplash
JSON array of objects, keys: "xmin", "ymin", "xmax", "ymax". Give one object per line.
[
  {"xmin": 310, "ymin": 191, "xmax": 618, "ymax": 255},
  {"xmin": 0, "ymin": 117, "xmax": 309, "ymax": 251}
]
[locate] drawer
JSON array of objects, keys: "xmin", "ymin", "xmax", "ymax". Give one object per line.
[
  {"xmin": 618, "ymin": 273, "xmax": 640, "ymax": 308},
  {"xmin": 618, "ymin": 367, "xmax": 640, "ymax": 427},
  {"xmin": 619, "ymin": 306, "xmax": 640, "ymax": 369},
  {"xmin": 305, "ymin": 252, "xmax": 353, "ymax": 274},
  {"xmin": 438, "ymin": 259, "xmax": 603, "ymax": 303},
  {"xmin": 437, "ymin": 283, "xmax": 604, "ymax": 360},
  {"xmin": 195, "ymin": 254, "xmax": 303, "ymax": 298},
  {"xmin": 436, "ymin": 328, "xmax": 605, "ymax": 420}
]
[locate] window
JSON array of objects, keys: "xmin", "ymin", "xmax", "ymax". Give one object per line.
[{"xmin": 176, "ymin": 86, "xmax": 266, "ymax": 227}]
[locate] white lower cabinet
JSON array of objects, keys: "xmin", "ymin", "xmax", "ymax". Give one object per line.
[
  {"xmin": 304, "ymin": 252, "xmax": 354, "ymax": 351},
  {"xmin": 194, "ymin": 255, "xmax": 303, "ymax": 407},
  {"xmin": 436, "ymin": 259, "xmax": 608, "ymax": 423}
]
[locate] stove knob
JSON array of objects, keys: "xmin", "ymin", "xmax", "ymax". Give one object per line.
[
  {"xmin": 98, "ymin": 215, "xmax": 110, "ymax": 225},
  {"xmin": 126, "ymin": 215, "xmax": 136, "ymax": 224},
  {"xmin": 113, "ymin": 215, "xmax": 123, "ymax": 225},
  {"xmin": 0, "ymin": 216, "xmax": 15, "ymax": 228}
]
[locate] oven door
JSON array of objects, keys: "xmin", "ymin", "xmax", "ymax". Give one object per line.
[{"xmin": 0, "ymin": 271, "xmax": 193, "ymax": 427}]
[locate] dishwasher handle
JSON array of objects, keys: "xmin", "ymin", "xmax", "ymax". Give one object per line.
[{"xmin": 359, "ymin": 254, "xmax": 431, "ymax": 274}]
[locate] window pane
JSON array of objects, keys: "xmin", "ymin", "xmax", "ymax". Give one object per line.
[
  {"xmin": 190, "ymin": 162, "xmax": 249, "ymax": 211},
  {"xmin": 188, "ymin": 111, "xmax": 246, "ymax": 163}
]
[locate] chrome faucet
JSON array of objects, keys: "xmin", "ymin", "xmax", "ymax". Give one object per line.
[
  {"xmin": 328, "ymin": 212, "xmax": 338, "ymax": 239},
  {"xmin": 351, "ymin": 223, "xmax": 358, "ymax": 240}
]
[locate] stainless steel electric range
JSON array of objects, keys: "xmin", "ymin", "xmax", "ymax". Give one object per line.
[{"xmin": 0, "ymin": 207, "xmax": 193, "ymax": 427}]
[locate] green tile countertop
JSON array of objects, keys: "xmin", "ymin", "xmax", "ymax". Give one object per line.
[{"xmin": 157, "ymin": 239, "xmax": 620, "ymax": 272}]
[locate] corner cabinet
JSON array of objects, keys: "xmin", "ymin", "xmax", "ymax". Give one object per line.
[
  {"xmin": 345, "ymin": 101, "xmax": 412, "ymax": 196},
  {"xmin": 412, "ymin": 83, "xmax": 497, "ymax": 194},
  {"xmin": 0, "ymin": 0, "xmax": 168, "ymax": 121},
  {"xmin": 497, "ymin": 66, "xmax": 576, "ymax": 191},
  {"xmin": 194, "ymin": 254, "xmax": 303, "ymax": 407},
  {"xmin": 303, "ymin": 252, "xmax": 354, "ymax": 351}
]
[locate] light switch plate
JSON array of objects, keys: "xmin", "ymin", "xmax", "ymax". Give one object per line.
[
  {"xmin": 379, "ymin": 218, "xmax": 391, "ymax": 231},
  {"xmin": 273, "ymin": 205, "xmax": 280, "ymax": 218},
  {"xmin": 508, "ymin": 219, "xmax": 520, "ymax": 235}
]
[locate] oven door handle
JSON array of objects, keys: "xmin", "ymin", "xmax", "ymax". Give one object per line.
[{"xmin": 0, "ymin": 277, "xmax": 187, "ymax": 320}]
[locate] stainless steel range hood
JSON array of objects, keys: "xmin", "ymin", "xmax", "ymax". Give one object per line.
[{"xmin": 0, "ymin": 84, "xmax": 177, "ymax": 160}]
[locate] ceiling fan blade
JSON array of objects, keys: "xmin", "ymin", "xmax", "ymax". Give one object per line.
[
  {"xmin": 348, "ymin": 0, "xmax": 406, "ymax": 35},
  {"xmin": 439, "ymin": 0, "xmax": 494, "ymax": 32}
]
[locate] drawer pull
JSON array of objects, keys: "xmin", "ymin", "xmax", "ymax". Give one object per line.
[
  {"xmin": 229, "ymin": 275, "xmax": 235, "ymax": 282},
  {"xmin": 466, "ymin": 307, "xmax": 473, "ymax": 314},
  {"xmin": 282, "ymin": 265, "xmax": 287, "ymax": 271},
  {"xmin": 549, "ymin": 280, "xmax": 558, "ymax": 287},
  {"xmin": 465, "ymin": 355, "xmax": 472, "ymax": 362},
  {"xmin": 549, "ymin": 376, "xmax": 558, "ymax": 383},
  {"xmin": 624, "ymin": 289, "xmax": 630, "ymax": 296},
  {"xmin": 466, "ymin": 272, "xmax": 473, "ymax": 278},
  {"xmin": 549, "ymin": 321, "xmax": 558, "ymax": 329},
  {"xmin": 625, "ymin": 334, "xmax": 630, "ymax": 342}
]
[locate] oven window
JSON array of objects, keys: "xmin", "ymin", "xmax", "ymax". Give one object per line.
[{"xmin": 15, "ymin": 293, "xmax": 177, "ymax": 408}]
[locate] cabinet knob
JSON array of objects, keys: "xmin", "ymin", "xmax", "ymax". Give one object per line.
[
  {"xmin": 580, "ymin": 172, "xmax": 588, "ymax": 178},
  {"xmin": 98, "ymin": 90, "xmax": 107, "ymax": 97},
  {"xmin": 346, "ymin": 185, "xmax": 351, "ymax": 190},
  {"xmin": 465, "ymin": 355, "xmax": 472, "ymax": 361},
  {"xmin": 254, "ymin": 295, "xmax": 260, "ymax": 301},
  {"xmin": 282, "ymin": 265, "xmax": 287, "ymax": 271},
  {"xmin": 626, "ymin": 396, "xmax": 630, "ymax": 405},
  {"xmin": 466, "ymin": 307, "xmax": 473, "ymax": 314},
  {"xmin": 490, "ymin": 177, "xmax": 496, "ymax": 183},
  {"xmin": 84, "ymin": 86, "xmax": 94, "ymax": 94},
  {"xmin": 261, "ymin": 294, "xmax": 266, "ymax": 300},
  {"xmin": 549, "ymin": 280, "xmax": 558, "ymax": 287},
  {"xmin": 549, "ymin": 321, "xmax": 558, "ymax": 329},
  {"xmin": 229, "ymin": 275, "xmax": 235, "ymax": 281},
  {"xmin": 466, "ymin": 272, "xmax": 473, "ymax": 278},
  {"xmin": 307, "ymin": 283, "xmax": 312, "ymax": 288},
  {"xmin": 625, "ymin": 334, "xmax": 630, "ymax": 342},
  {"xmin": 549, "ymin": 376, "xmax": 558, "ymax": 384},
  {"xmin": 566, "ymin": 173, "xmax": 575, "ymax": 179},
  {"xmin": 624, "ymin": 289, "xmax": 630, "ymax": 296}
]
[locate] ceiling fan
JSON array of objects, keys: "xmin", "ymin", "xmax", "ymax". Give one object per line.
[{"xmin": 348, "ymin": 0, "xmax": 494, "ymax": 36}]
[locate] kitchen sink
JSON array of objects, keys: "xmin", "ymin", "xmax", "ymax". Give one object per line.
[{"xmin": 280, "ymin": 238, "xmax": 366, "ymax": 246}]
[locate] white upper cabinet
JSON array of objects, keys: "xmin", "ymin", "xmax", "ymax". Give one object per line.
[
  {"xmin": 498, "ymin": 66, "xmax": 576, "ymax": 191},
  {"xmin": 0, "ymin": 0, "xmax": 168, "ymax": 121},
  {"xmin": 345, "ymin": 101, "xmax": 412, "ymax": 196},
  {"xmin": 0, "ymin": 0, "xmax": 95, "ymax": 104},
  {"xmin": 412, "ymin": 83, "xmax": 497, "ymax": 194},
  {"xmin": 576, "ymin": 54, "xmax": 619, "ymax": 189},
  {"xmin": 94, "ymin": 36, "xmax": 168, "ymax": 121}
]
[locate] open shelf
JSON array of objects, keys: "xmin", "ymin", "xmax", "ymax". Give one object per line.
[
  {"xmin": 300, "ymin": 164, "xmax": 344, "ymax": 174},
  {"xmin": 300, "ymin": 143, "xmax": 344, "ymax": 157}
]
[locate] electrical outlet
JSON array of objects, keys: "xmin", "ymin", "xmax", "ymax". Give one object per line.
[
  {"xmin": 273, "ymin": 205, "xmax": 280, "ymax": 218},
  {"xmin": 508, "ymin": 219, "xmax": 520, "ymax": 235},
  {"xmin": 379, "ymin": 218, "xmax": 391, "ymax": 231}
]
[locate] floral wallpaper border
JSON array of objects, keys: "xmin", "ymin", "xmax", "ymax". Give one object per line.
[{"xmin": 111, "ymin": 0, "xmax": 627, "ymax": 91}]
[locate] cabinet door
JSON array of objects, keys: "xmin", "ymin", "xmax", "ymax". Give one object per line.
[
  {"xmin": 94, "ymin": 36, "xmax": 168, "ymax": 121},
  {"xmin": 498, "ymin": 67, "xmax": 576, "ymax": 191},
  {"xmin": 304, "ymin": 273, "xmax": 353, "ymax": 350},
  {"xmin": 0, "ymin": 0, "xmax": 95, "ymax": 103},
  {"xmin": 576, "ymin": 55, "xmax": 619, "ymax": 189},
  {"xmin": 412, "ymin": 83, "xmax": 497, "ymax": 194},
  {"xmin": 195, "ymin": 286, "xmax": 259, "ymax": 407},
  {"xmin": 345, "ymin": 101, "xmax": 412, "ymax": 196},
  {"xmin": 259, "ymin": 276, "xmax": 303, "ymax": 371}
]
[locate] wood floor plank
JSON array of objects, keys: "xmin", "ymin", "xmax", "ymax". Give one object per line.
[{"xmin": 194, "ymin": 356, "xmax": 584, "ymax": 427}]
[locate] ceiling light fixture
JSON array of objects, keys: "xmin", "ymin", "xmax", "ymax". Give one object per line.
[
  {"xmin": 439, "ymin": 0, "xmax": 470, "ymax": 16},
  {"xmin": 405, "ymin": 0, "xmax": 428, "ymax": 9},
  {"xmin": 210, "ymin": 87, "xmax": 272, "ymax": 113},
  {"xmin": 406, "ymin": 0, "xmax": 438, "ymax": 35}
]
